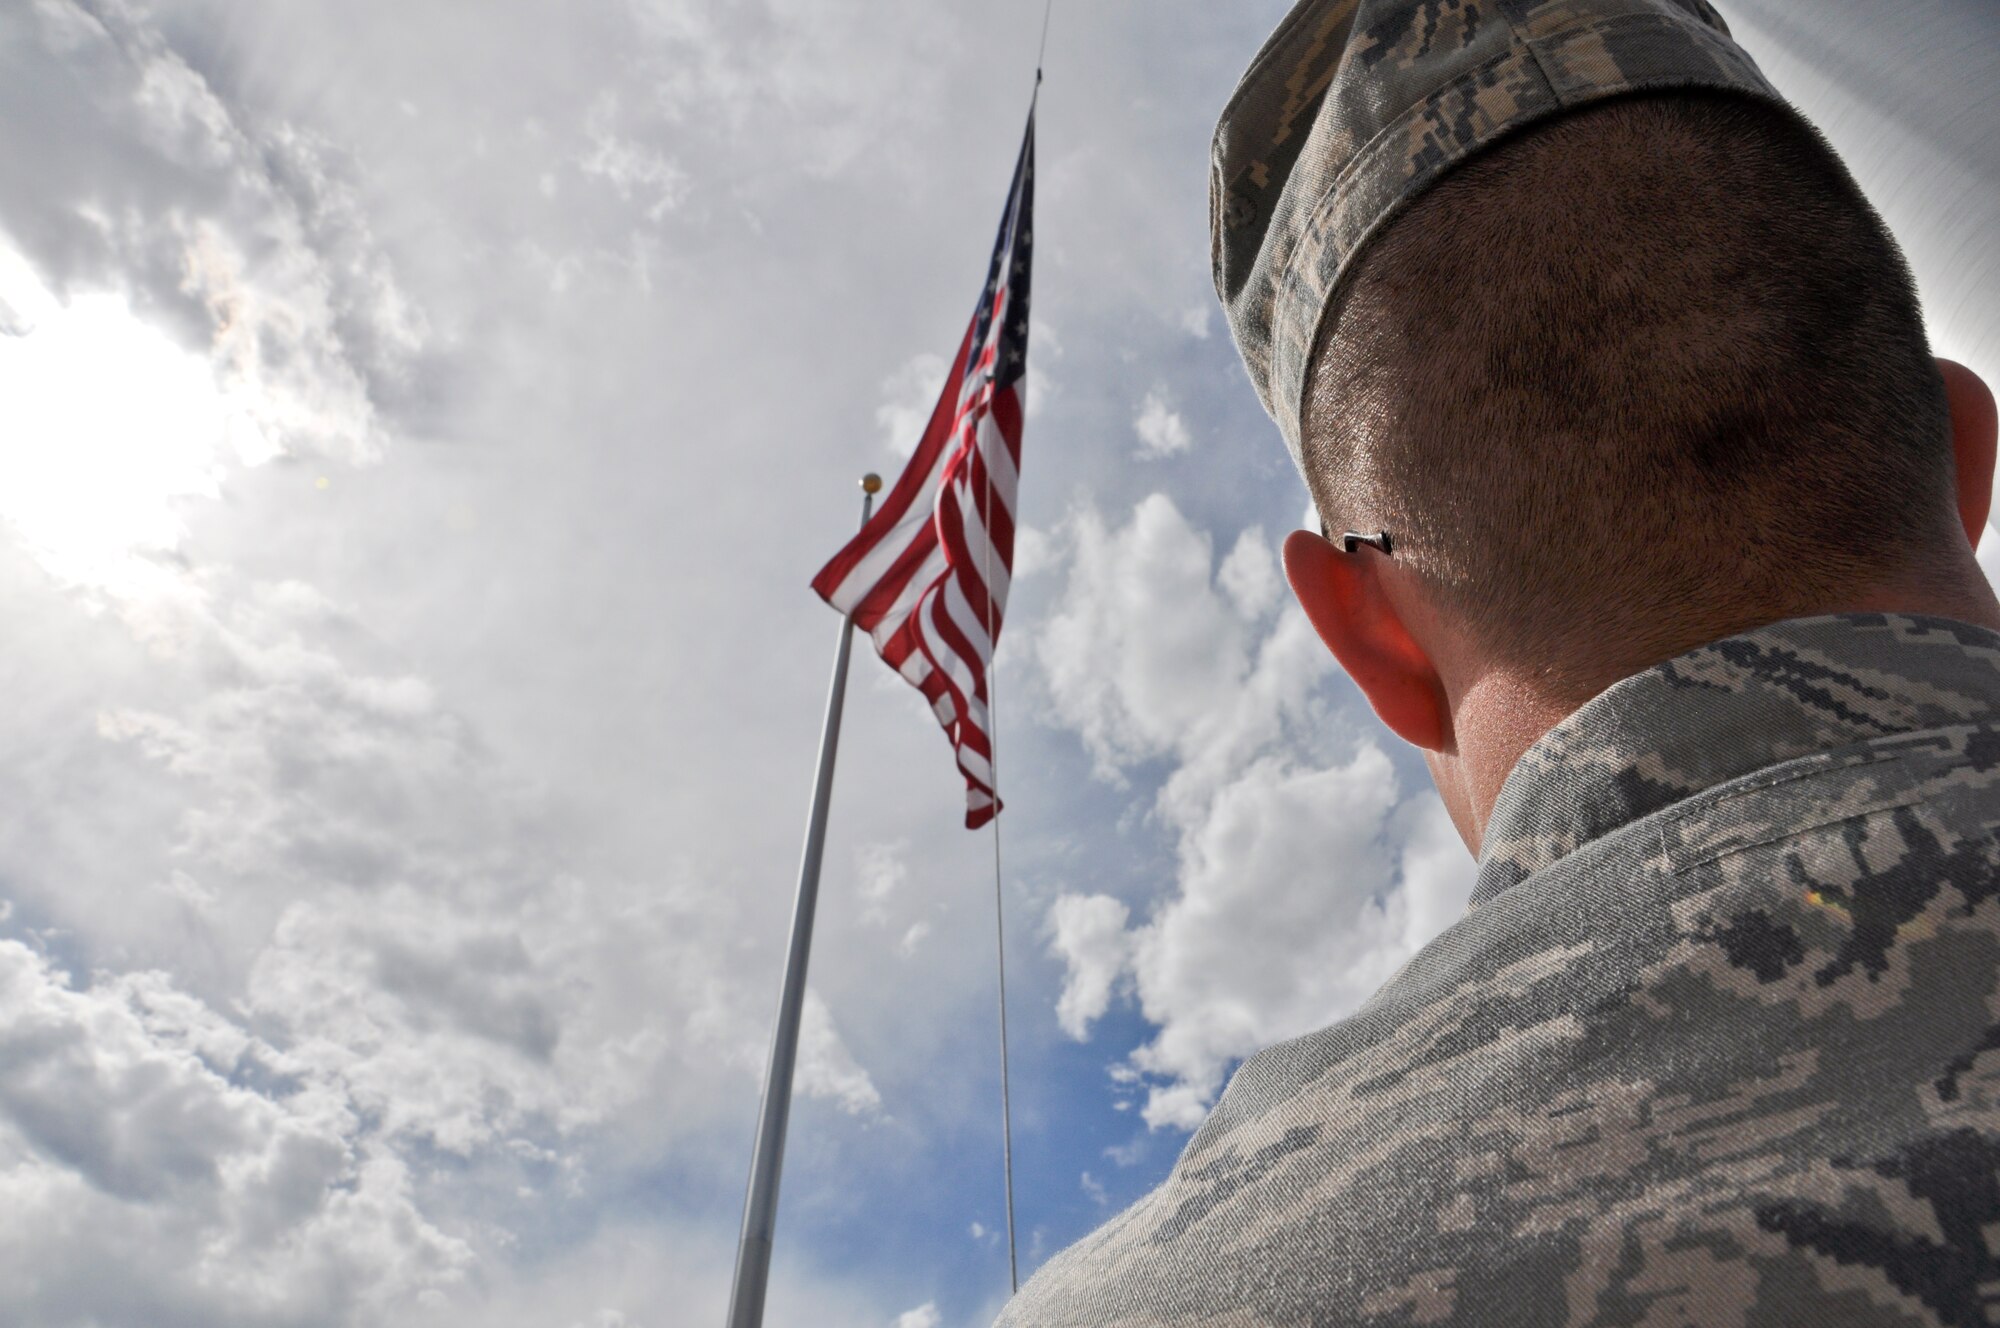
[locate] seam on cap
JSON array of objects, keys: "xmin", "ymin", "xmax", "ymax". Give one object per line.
[{"xmin": 1494, "ymin": 0, "xmax": 1560, "ymax": 105}]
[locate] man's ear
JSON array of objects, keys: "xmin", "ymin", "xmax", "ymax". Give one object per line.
[
  {"xmin": 1941, "ymin": 358, "xmax": 1998, "ymax": 546},
  {"xmin": 1281, "ymin": 529, "xmax": 1451, "ymax": 752}
]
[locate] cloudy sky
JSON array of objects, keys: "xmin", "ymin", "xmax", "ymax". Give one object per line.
[{"xmin": 0, "ymin": 1, "xmax": 1994, "ymax": 1325}]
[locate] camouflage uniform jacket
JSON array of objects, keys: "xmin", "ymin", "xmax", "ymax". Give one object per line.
[{"xmin": 998, "ymin": 612, "xmax": 2000, "ymax": 1327}]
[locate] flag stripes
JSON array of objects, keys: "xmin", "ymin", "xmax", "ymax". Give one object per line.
[{"xmin": 812, "ymin": 109, "xmax": 1036, "ymax": 829}]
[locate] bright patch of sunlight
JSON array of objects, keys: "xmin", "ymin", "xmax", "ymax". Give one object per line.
[{"xmin": 0, "ymin": 241, "xmax": 275, "ymax": 596}]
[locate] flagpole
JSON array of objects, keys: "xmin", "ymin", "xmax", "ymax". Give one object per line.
[
  {"xmin": 725, "ymin": 473, "xmax": 881, "ymax": 1328},
  {"xmin": 986, "ymin": 251, "xmax": 1020, "ymax": 1309},
  {"xmin": 985, "ymin": 454, "xmax": 1019, "ymax": 1293},
  {"xmin": 989, "ymin": 16, "xmax": 1049, "ymax": 1294},
  {"xmin": 990, "ymin": 761, "xmax": 1020, "ymax": 1296}
]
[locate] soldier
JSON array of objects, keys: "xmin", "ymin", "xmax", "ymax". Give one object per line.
[{"xmin": 998, "ymin": 1, "xmax": 2000, "ymax": 1325}]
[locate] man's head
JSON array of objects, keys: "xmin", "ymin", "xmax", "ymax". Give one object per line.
[
  {"xmin": 1301, "ymin": 91, "xmax": 1977, "ymax": 692},
  {"xmin": 1212, "ymin": 0, "xmax": 2000, "ymax": 850}
]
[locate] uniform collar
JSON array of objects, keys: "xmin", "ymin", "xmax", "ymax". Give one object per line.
[{"xmin": 1471, "ymin": 613, "xmax": 2000, "ymax": 907}]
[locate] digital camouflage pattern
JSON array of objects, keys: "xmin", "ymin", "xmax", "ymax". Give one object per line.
[
  {"xmin": 1209, "ymin": 0, "xmax": 1792, "ymax": 482},
  {"xmin": 999, "ymin": 613, "xmax": 2000, "ymax": 1326}
]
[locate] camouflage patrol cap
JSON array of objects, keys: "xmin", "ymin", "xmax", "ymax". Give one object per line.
[{"xmin": 1211, "ymin": 0, "xmax": 1790, "ymax": 482}]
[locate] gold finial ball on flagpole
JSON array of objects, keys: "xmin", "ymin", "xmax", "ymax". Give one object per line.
[{"xmin": 861, "ymin": 473, "xmax": 883, "ymax": 494}]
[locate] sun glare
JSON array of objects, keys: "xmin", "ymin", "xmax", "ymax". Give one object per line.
[{"xmin": 0, "ymin": 241, "xmax": 273, "ymax": 597}]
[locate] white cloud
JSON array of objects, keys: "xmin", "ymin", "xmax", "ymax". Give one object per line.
[
  {"xmin": 798, "ymin": 990, "xmax": 885, "ymax": 1116},
  {"xmin": 1034, "ymin": 495, "xmax": 1477, "ymax": 1128},
  {"xmin": 894, "ymin": 1303, "xmax": 942, "ymax": 1328},
  {"xmin": 1103, "ymin": 1134, "xmax": 1146, "ymax": 1167},
  {"xmin": 0, "ymin": 268, "xmax": 254, "ymax": 594},
  {"xmin": 1047, "ymin": 893, "xmax": 1131, "ymax": 1040},
  {"xmin": 5, "ymin": 3, "xmax": 418, "ymax": 470},
  {"xmin": 1048, "ymin": 755, "xmax": 1474, "ymax": 1131},
  {"xmin": 1217, "ymin": 526, "xmax": 1282, "ymax": 620},
  {"xmin": 857, "ymin": 840, "xmax": 910, "ymax": 923},
  {"xmin": 0, "ymin": 536, "xmax": 896, "ymax": 1317},
  {"xmin": 850, "ymin": 842, "xmax": 943, "ymax": 962},
  {"xmin": 1080, "ymin": 1171, "xmax": 1109, "ymax": 1206},
  {"xmin": 1132, "ymin": 389, "xmax": 1193, "ymax": 459},
  {"xmin": 1127, "ymin": 752, "xmax": 1466, "ymax": 1130},
  {"xmin": 1026, "ymin": 317, "xmax": 1062, "ymax": 421},
  {"xmin": 1391, "ymin": 793, "xmax": 1482, "ymax": 956},
  {"xmin": 1035, "ymin": 494, "xmax": 1259, "ymax": 777},
  {"xmin": 392, "ymin": 1217, "xmax": 912, "ymax": 1328},
  {"xmin": 0, "ymin": 939, "xmax": 468, "ymax": 1325},
  {"xmin": 579, "ymin": 92, "xmax": 689, "ymax": 222},
  {"xmin": 618, "ymin": 0, "xmax": 957, "ymax": 181},
  {"xmin": 0, "ymin": 433, "xmax": 890, "ymax": 1314},
  {"xmin": 876, "ymin": 352, "xmax": 949, "ymax": 457},
  {"xmin": 67, "ymin": 545, "xmax": 893, "ymax": 1158},
  {"xmin": 1034, "ymin": 494, "xmax": 1325, "ymax": 814},
  {"xmin": 1012, "ymin": 525, "xmax": 1056, "ymax": 579}
]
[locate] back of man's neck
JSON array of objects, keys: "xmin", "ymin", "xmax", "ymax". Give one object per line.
[{"xmin": 1447, "ymin": 562, "xmax": 2000, "ymax": 855}]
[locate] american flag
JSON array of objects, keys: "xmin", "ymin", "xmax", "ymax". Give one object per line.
[{"xmin": 812, "ymin": 108, "xmax": 1035, "ymax": 830}]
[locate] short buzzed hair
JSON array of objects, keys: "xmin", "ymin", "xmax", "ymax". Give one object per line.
[{"xmin": 1303, "ymin": 93, "xmax": 1954, "ymax": 687}]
